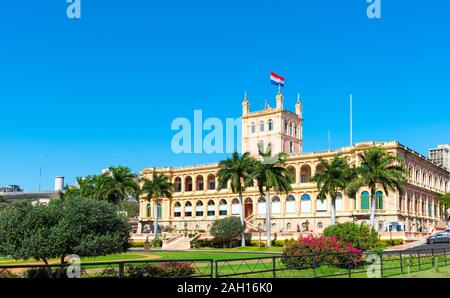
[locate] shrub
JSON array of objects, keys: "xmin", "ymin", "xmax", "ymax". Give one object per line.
[
  {"xmin": 210, "ymin": 217, "xmax": 243, "ymax": 247},
  {"xmin": 281, "ymin": 235, "xmax": 363, "ymax": 269},
  {"xmin": 192, "ymin": 239, "xmax": 213, "ymax": 248},
  {"xmin": 129, "ymin": 239, "xmax": 162, "ymax": 248},
  {"xmin": 378, "ymin": 239, "xmax": 404, "ymax": 247},
  {"xmin": 22, "ymin": 268, "xmax": 68, "ymax": 279},
  {"xmin": 126, "ymin": 262, "xmax": 194, "ymax": 278},
  {"xmin": 323, "ymin": 222, "xmax": 379, "ymax": 251}
]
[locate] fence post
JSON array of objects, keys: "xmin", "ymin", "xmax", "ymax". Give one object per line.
[
  {"xmin": 215, "ymin": 260, "xmax": 219, "ymax": 278},
  {"xmin": 210, "ymin": 260, "xmax": 214, "ymax": 278},
  {"xmin": 312, "ymin": 253, "xmax": 317, "ymax": 278},
  {"xmin": 444, "ymin": 247, "xmax": 447, "ymax": 266},
  {"xmin": 400, "ymin": 252, "xmax": 404, "ymax": 274},
  {"xmin": 272, "ymin": 256, "xmax": 276, "ymax": 278},
  {"xmin": 417, "ymin": 251, "xmax": 421, "ymax": 271},
  {"xmin": 348, "ymin": 253, "xmax": 352, "ymax": 278},
  {"xmin": 431, "ymin": 249, "xmax": 435, "ymax": 268},
  {"xmin": 380, "ymin": 254, "xmax": 384, "ymax": 278},
  {"xmin": 118, "ymin": 262, "xmax": 125, "ymax": 278}
]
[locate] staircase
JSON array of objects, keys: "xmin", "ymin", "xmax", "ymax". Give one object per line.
[
  {"xmin": 244, "ymin": 215, "xmax": 262, "ymax": 233},
  {"xmin": 162, "ymin": 233, "xmax": 200, "ymax": 250}
]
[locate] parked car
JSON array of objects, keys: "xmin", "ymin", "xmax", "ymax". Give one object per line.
[{"xmin": 426, "ymin": 232, "xmax": 450, "ymax": 244}]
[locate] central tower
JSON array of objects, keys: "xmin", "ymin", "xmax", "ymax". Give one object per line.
[{"xmin": 241, "ymin": 91, "xmax": 303, "ymax": 157}]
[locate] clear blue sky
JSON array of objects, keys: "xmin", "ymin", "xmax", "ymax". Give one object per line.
[{"xmin": 1, "ymin": 1, "xmax": 449, "ymax": 191}]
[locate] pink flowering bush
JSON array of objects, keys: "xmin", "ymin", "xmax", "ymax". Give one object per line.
[{"xmin": 281, "ymin": 235, "xmax": 363, "ymax": 269}]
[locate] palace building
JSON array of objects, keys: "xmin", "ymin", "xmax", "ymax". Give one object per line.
[{"xmin": 138, "ymin": 91, "xmax": 450, "ymax": 241}]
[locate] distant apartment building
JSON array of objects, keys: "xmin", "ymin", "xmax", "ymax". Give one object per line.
[{"xmin": 429, "ymin": 144, "xmax": 450, "ymax": 170}]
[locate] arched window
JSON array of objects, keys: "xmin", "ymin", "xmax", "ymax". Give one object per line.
[
  {"xmin": 287, "ymin": 166, "xmax": 296, "ymax": 184},
  {"xmin": 286, "ymin": 223, "xmax": 292, "ymax": 231},
  {"xmin": 268, "ymin": 119, "xmax": 273, "ymax": 131},
  {"xmin": 146, "ymin": 203, "xmax": 151, "ymax": 217},
  {"xmin": 259, "ymin": 120, "xmax": 265, "ymax": 132},
  {"xmin": 300, "ymin": 165, "xmax": 311, "ymax": 183},
  {"xmin": 184, "ymin": 201, "xmax": 192, "ymax": 217},
  {"xmin": 174, "ymin": 177, "xmax": 182, "ymax": 192},
  {"xmin": 196, "ymin": 175, "xmax": 204, "ymax": 191},
  {"xmin": 258, "ymin": 140, "xmax": 265, "ymax": 151},
  {"xmin": 378, "ymin": 220, "xmax": 384, "ymax": 232},
  {"xmin": 315, "ymin": 163, "xmax": 324, "ymax": 174},
  {"xmin": 285, "ymin": 195, "xmax": 296, "ymax": 213},
  {"xmin": 271, "ymin": 222, "xmax": 277, "ymax": 230},
  {"xmin": 316, "ymin": 196, "xmax": 327, "ymax": 212},
  {"xmin": 185, "ymin": 176, "xmax": 193, "ymax": 192},
  {"xmin": 219, "ymin": 199, "xmax": 227, "ymax": 216},
  {"xmin": 251, "ymin": 122, "xmax": 256, "ymax": 133},
  {"xmin": 289, "ymin": 123, "xmax": 293, "ymax": 136},
  {"xmin": 284, "ymin": 120, "xmax": 288, "ymax": 133},
  {"xmin": 428, "ymin": 200, "xmax": 432, "ymax": 217},
  {"xmin": 335, "ymin": 192, "xmax": 343, "ymax": 211},
  {"xmin": 289, "ymin": 141, "xmax": 293, "ymax": 153},
  {"xmin": 272, "ymin": 196, "xmax": 281, "ymax": 214},
  {"xmin": 157, "ymin": 203, "xmax": 162, "ymax": 218},
  {"xmin": 361, "ymin": 191, "xmax": 369, "ymax": 210},
  {"xmin": 375, "ymin": 191, "xmax": 383, "ymax": 209},
  {"xmin": 231, "ymin": 198, "xmax": 240, "ymax": 215},
  {"xmin": 196, "ymin": 200, "xmax": 204, "ymax": 217},
  {"xmin": 301, "ymin": 194, "xmax": 311, "ymax": 213},
  {"xmin": 294, "ymin": 124, "xmax": 297, "ymax": 137},
  {"xmin": 207, "ymin": 174, "xmax": 216, "ymax": 190},
  {"xmin": 317, "ymin": 222, "xmax": 323, "ymax": 230},
  {"xmin": 207, "ymin": 200, "xmax": 215, "ymax": 216},
  {"xmin": 258, "ymin": 197, "xmax": 266, "ymax": 216},
  {"xmin": 174, "ymin": 202, "xmax": 181, "ymax": 217}
]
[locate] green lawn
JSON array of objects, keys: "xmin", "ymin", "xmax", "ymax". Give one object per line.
[
  {"xmin": 190, "ymin": 246, "xmax": 283, "ymax": 253},
  {"xmin": 0, "ymin": 253, "xmax": 150, "ymax": 265},
  {"xmin": 391, "ymin": 265, "xmax": 450, "ymax": 278},
  {"xmin": 152, "ymin": 251, "xmax": 279, "ymax": 261}
]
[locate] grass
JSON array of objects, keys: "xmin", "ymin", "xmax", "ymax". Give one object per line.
[
  {"xmin": 152, "ymin": 251, "xmax": 279, "ymax": 261},
  {"xmin": 191, "ymin": 246, "xmax": 283, "ymax": 252},
  {"xmin": 391, "ymin": 265, "xmax": 450, "ymax": 278},
  {"xmin": 0, "ymin": 253, "xmax": 150, "ymax": 265}
]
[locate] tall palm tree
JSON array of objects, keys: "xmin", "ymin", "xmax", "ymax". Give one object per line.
[
  {"xmin": 312, "ymin": 155, "xmax": 355, "ymax": 225},
  {"xmin": 346, "ymin": 147, "xmax": 407, "ymax": 227},
  {"xmin": 216, "ymin": 151, "xmax": 257, "ymax": 247},
  {"xmin": 101, "ymin": 166, "xmax": 140, "ymax": 204},
  {"xmin": 439, "ymin": 192, "xmax": 450, "ymax": 229},
  {"xmin": 252, "ymin": 144, "xmax": 293, "ymax": 247},
  {"xmin": 141, "ymin": 169, "xmax": 175, "ymax": 240}
]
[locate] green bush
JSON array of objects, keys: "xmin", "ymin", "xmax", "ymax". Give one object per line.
[
  {"xmin": 378, "ymin": 239, "xmax": 404, "ymax": 247},
  {"xmin": 210, "ymin": 217, "xmax": 243, "ymax": 247},
  {"xmin": 129, "ymin": 240, "xmax": 162, "ymax": 248},
  {"xmin": 126, "ymin": 262, "xmax": 195, "ymax": 278},
  {"xmin": 323, "ymin": 222, "xmax": 379, "ymax": 251},
  {"xmin": 192, "ymin": 239, "xmax": 214, "ymax": 248},
  {"xmin": 245, "ymin": 240, "xmax": 266, "ymax": 247},
  {"xmin": 22, "ymin": 268, "xmax": 68, "ymax": 279}
]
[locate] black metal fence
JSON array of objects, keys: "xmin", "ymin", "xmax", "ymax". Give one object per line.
[
  {"xmin": 0, "ymin": 248, "xmax": 448, "ymax": 278},
  {"xmin": 214, "ymin": 248, "xmax": 449, "ymax": 278}
]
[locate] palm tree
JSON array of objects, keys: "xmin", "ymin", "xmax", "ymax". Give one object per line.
[
  {"xmin": 439, "ymin": 193, "xmax": 450, "ymax": 229},
  {"xmin": 216, "ymin": 151, "xmax": 257, "ymax": 247},
  {"xmin": 346, "ymin": 147, "xmax": 407, "ymax": 227},
  {"xmin": 141, "ymin": 169, "xmax": 175, "ymax": 240},
  {"xmin": 252, "ymin": 144, "xmax": 293, "ymax": 247},
  {"xmin": 101, "ymin": 167, "xmax": 140, "ymax": 204},
  {"xmin": 312, "ymin": 155, "xmax": 355, "ymax": 225}
]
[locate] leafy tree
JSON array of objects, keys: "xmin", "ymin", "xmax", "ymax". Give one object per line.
[
  {"xmin": 312, "ymin": 155, "xmax": 355, "ymax": 225},
  {"xmin": 0, "ymin": 197, "xmax": 131, "ymax": 265},
  {"xmin": 210, "ymin": 217, "xmax": 243, "ymax": 247},
  {"xmin": 346, "ymin": 147, "xmax": 407, "ymax": 227},
  {"xmin": 65, "ymin": 167, "xmax": 140, "ymax": 205},
  {"xmin": 439, "ymin": 193, "xmax": 450, "ymax": 228},
  {"xmin": 252, "ymin": 143, "xmax": 293, "ymax": 247},
  {"xmin": 141, "ymin": 169, "xmax": 175, "ymax": 240},
  {"xmin": 323, "ymin": 222, "xmax": 379, "ymax": 251},
  {"xmin": 119, "ymin": 201, "xmax": 140, "ymax": 218},
  {"xmin": 217, "ymin": 151, "xmax": 257, "ymax": 247}
]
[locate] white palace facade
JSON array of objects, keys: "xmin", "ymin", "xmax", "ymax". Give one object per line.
[{"xmin": 138, "ymin": 91, "xmax": 450, "ymax": 241}]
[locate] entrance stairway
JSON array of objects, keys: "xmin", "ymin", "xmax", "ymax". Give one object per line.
[
  {"xmin": 244, "ymin": 215, "xmax": 263, "ymax": 233},
  {"xmin": 162, "ymin": 233, "xmax": 201, "ymax": 250}
]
